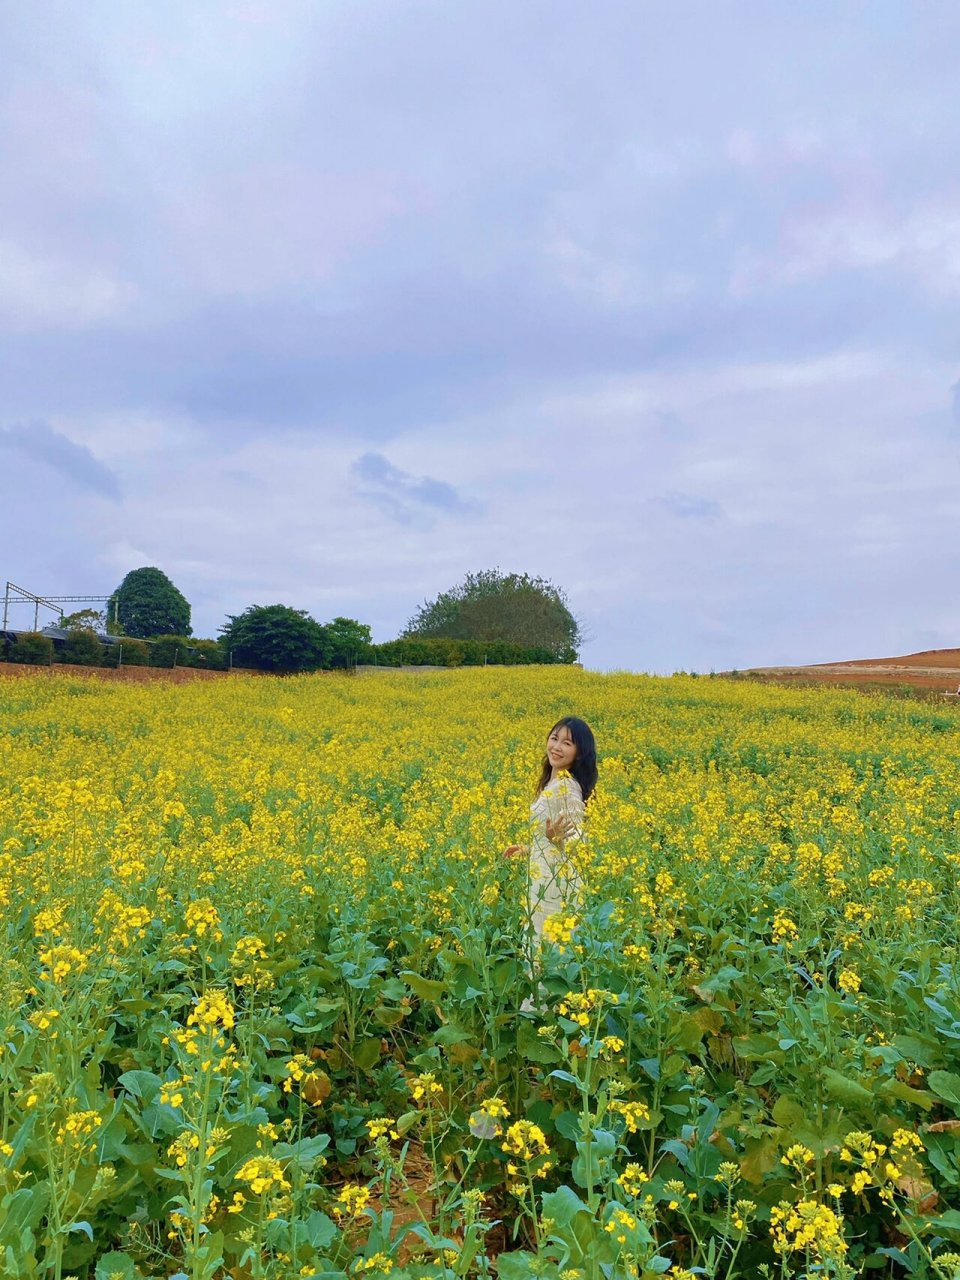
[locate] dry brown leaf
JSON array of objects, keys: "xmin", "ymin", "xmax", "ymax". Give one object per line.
[{"xmin": 303, "ymin": 1070, "xmax": 331, "ymax": 1104}]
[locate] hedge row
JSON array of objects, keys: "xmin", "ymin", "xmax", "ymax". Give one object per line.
[
  {"xmin": 364, "ymin": 636, "xmax": 573, "ymax": 666},
  {"xmin": 2, "ymin": 631, "xmax": 574, "ymax": 672},
  {"xmin": 1, "ymin": 631, "xmax": 226, "ymax": 670}
]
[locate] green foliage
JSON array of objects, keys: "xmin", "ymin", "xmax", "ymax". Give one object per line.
[
  {"xmin": 405, "ymin": 568, "xmax": 581, "ymax": 660},
  {"xmin": 59, "ymin": 628, "xmax": 105, "ymax": 667},
  {"xmin": 183, "ymin": 638, "xmax": 226, "ymax": 671},
  {"xmin": 109, "ymin": 566, "xmax": 191, "ymax": 639},
  {"xmin": 369, "ymin": 636, "xmax": 563, "ymax": 667},
  {"xmin": 60, "ymin": 608, "xmax": 106, "ymax": 633},
  {"xmin": 116, "ymin": 638, "xmax": 149, "ymax": 666},
  {"xmin": 7, "ymin": 632, "xmax": 54, "ymax": 665},
  {"xmin": 219, "ymin": 604, "xmax": 328, "ymax": 673},
  {"xmin": 321, "ymin": 616, "xmax": 372, "ymax": 669},
  {"xmin": 148, "ymin": 635, "xmax": 192, "ymax": 668}
]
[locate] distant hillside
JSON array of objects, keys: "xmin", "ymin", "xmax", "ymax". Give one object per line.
[{"xmin": 742, "ymin": 648, "xmax": 960, "ymax": 694}]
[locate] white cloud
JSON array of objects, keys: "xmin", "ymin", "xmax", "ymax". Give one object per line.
[
  {"xmin": 732, "ymin": 199, "xmax": 960, "ymax": 297},
  {"xmin": 0, "ymin": 240, "xmax": 135, "ymax": 331}
]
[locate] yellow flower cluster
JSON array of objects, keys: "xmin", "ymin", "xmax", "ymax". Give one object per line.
[
  {"xmin": 54, "ymin": 1108, "xmax": 101, "ymax": 1147},
  {"xmin": 501, "ymin": 1120, "xmax": 551, "ymax": 1166},
  {"xmin": 366, "ymin": 1118, "xmax": 399, "ymax": 1140},
  {"xmin": 3, "ymin": 665, "xmax": 960, "ymax": 1270},
  {"xmin": 335, "ymin": 1183, "xmax": 372, "ymax": 1219},
  {"xmin": 353, "ymin": 1254, "xmax": 393, "ymax": 1274},
  {"xmin": 604, "ymin": 1205, "xmax": 637, "ymax": 1244},
  {"xmin": 408, "ymin": 1071, "xmax": 443, "ymax": 1102},
  {"xmin": 770, "ymin": 1198, "xmax": 847, "ymax": 1259},
  {"xmin": 38, "ymin": 945, "xmax": 88, "ymax": 984},
  {"xmin": 235, "ymin": 1155, "xmax": 291, "ymax": 1195},
  {"xmin": 556, "ymin": 989, "xmax": 619, "ymax": 1027},
  {"xmin": 187, "ymin": 990, "xmax": 236, "ymax": 1030},
  {"xmin": 771, "ymin": 911, "xmax": 799, "ymax": 946},
  {"xmin": 617, "ymin": 1162, "xmax": 649, "ymax": 1197},
  {"xmin": 608, "ymin": 1099, "xmax": 651, "ymax": 1133},
  {"xmin": 542, "ymin": 912, "xmax": 578, "ymax": 950},
  {"xmin": 469, "ymin": 1096, "xmax": 510, "ymax": 1140},
  {"xmin": 184, "ymin": 898, "xmax": 223, "ymax": 942}
]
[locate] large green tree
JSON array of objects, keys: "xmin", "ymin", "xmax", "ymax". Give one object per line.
[
  {"xmin": 219, "ymin": 604, "xmax": 328, "ymax": 673},
  {"xmin": 109, "ymin": 567, "xmax": 191, "ymax": 639},
  {"xmin": 404, "ymin": 568, "xmax": 581, "ymax": 661},
  {"xmin": 322, "ymin": 616, "xmax": 372, "ymax": 668}
]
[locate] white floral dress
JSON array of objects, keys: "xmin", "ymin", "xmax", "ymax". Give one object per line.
[{"xmin": 527, "ymin": 775, "xmax": 585, "ymax": 938}]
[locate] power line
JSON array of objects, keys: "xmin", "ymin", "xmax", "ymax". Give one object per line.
[{"xmin": 2, "ymin": 582, "xmax": 117, "ymax": 631}]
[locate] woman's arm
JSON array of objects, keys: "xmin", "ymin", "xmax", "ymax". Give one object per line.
[{"xmin": 545, "ymin": 783, "xmax": 584, "ymax": 846}]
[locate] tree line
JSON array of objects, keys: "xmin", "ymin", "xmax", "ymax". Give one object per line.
[{"xmin": 2, "ymin": 566, "xmax": 582, "ymax": 673}]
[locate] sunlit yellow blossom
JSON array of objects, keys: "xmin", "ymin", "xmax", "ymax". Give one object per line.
[
  {"xmin": 608, "ymin": 1099, "xmax": 651, "ymax": 1133},
  {"xmin": 335, "ymin": 1184, "xmax": 372, "ymax": 1219},
  {"xmin": 235, "ymin": 1155, "xmax": 290, "ymax": 1195}
]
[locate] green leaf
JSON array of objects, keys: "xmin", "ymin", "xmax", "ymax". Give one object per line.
[
  {"xmin": 541, "ymin": 1184, "xmax": 591, "ymax": 1229},
  {"xmin": 401, "ymin": 972, "xmax": 446, "ymax": 1003},
  {"xmin": 351, "ymin": 1037, "xmax": 381, "ymax": 1071},
  {"xmin": 494, "ymin": 1250, "xmax": 539, "ymax": 1279},
  {"xmin": 396, "ymin": 1110, "xmax": 420, "ymax": 1137},
  {"xmin": 555, "ymin": 1110, "xmax": 582, "ymax": 1141},
  {"xmin": 299, "ymin": 1210, "xmax": 336, "ymax": 1250},
  {"xmin": 431, "ymin": 1024, "xmax": 472, "ymax": 1046},
  {"xmin": 95, "ymin": 1253, "xmax": 137, "ymax": 1280},
  {"xmin": 928, "ymin": 1070, "xmax": 960, "ymax": 1111},
  {"xmin": 117, "ymin": 1070, "xmax": 161, "ymax": 1101},
  {"xmin": 740, "ymin": 1135, "xmax": 779, "ymax": 1184},
  {"xmin": 918, "ymin": 1209, "xmax": 960, "ymax": 1241},
  {"xmin": 549, "ymin": 1069, "xmax": 581, "ymax": 1087},
  {"xmin": 372, "ymin": 1005, "xmax": 406, "ymax": 1028},
  {"xmin": 274, "ymin": 1133, "xmax": 330, "ymax": 1171},
  {"xmin": 821, "ymin": 1067, "xmax": 873, "ymax": 1107},
  {"xmin": 894, "ymin": 1033, "xmax": 940, "ymax": 1067},
  {"xmin": 876, "ymin": 1078, "xmax": 934, "ymax": 1111},
  {"xmin": 772, "ymin": 1095, "xmax": 806, "ymax": 1127}
]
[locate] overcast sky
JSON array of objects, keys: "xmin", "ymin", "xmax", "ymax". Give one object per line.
[{"xmin": 2, "ymin": 2, "xmax": 958, "ymax": 671}]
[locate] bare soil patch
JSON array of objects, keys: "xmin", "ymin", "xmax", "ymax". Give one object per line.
[{"xmin": 741, "ymin": 648, "xmax": 960, "ymax": 696}]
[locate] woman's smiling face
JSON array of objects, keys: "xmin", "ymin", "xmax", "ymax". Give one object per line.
[{"xmin": 546, "ymin": 724, "xmax": 577, "ymax": 771}]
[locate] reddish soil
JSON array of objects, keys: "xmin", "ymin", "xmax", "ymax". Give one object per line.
[
  {"xmin": 0, "ymin": 661, "xmax": 233, "ymax": 683},
  {"xmin": 743, "ymin": 648, "xmax": 960, "ymax": 696}
]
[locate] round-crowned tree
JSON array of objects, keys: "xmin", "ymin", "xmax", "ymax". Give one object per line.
[
  {"xmin": 219, "ymin": 604, "xmax": 329, "ymax": 673},
  {"xmin": 109, "ymin": 567, "xmax": 191, "ymax": 639},
  {"xmin": 322, "ymin": 616, "xmax": 372, "ymax": 668},
  {"xmin": 404, "ymin": 568, "xmax": 582, "ymax": 661}
]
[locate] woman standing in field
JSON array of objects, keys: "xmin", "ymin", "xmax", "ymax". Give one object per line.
[{"xmin": 504, "ymin": 716, "xmax": 598, "ymax": 942}]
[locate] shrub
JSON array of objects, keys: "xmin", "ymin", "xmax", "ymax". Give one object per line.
[
  {"xmin": 321, "ymin": 617, "xmax": 372, "ymax": 669},
  {"xmin": 8, "ymin": 632, "xmax": 55, "ymax": 665},
  {"xmin": 184, "ymin": 639, "xmax": 227, "ymax": 671},
  {"xmin": 149, "ymin": 635, "xmax": 192, "ymax": 668},
  {"xmin": 118, "ymin": 639, "xmax": 150, "ymax": 666},
  {"xmin": 220, "ymin": 605, "xmax": 328, "ymax": 674},
  {"xmin": 364, "ymin": 636, "xmax": 564, "ymax": 667},
  {"xmin": 60, "ymin": 628, "xmax": 105, "ymax": 666}
]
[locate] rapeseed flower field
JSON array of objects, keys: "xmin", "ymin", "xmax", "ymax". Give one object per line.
[{"xmin": 2, "ymin": 667, "xmax": 960, "ymax": 1280}]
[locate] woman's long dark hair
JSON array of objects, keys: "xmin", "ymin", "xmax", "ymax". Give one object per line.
[{"xmin": 536, "ymin": 715, "xmax": 598, "ymax": 803}]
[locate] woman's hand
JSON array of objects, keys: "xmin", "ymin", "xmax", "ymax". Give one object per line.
[
  {"xmin": 503, "ymin": 844, "xmax": 525, "ymax": 859},
  {"xmin": 545, "ymin": 814, "xmax": 576, "ymax": 845}
]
